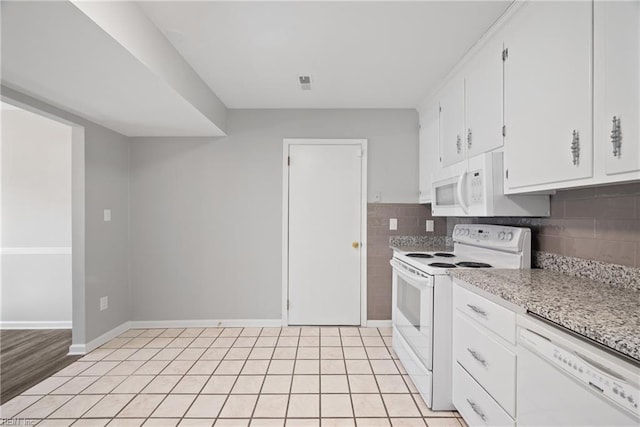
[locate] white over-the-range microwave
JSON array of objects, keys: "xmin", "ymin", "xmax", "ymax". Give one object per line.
[{"xmin": 431, "ymin": 152, "xmax": 550, "ymax": 217}]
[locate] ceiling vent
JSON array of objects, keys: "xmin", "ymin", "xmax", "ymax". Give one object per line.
[{"xmin": 298, "ymin": 75, "xmax": 312, "ymax": 91}]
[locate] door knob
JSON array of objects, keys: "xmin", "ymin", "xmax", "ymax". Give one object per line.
[{"xmin": 352, "ymin": 242, "xmax": 360, "ymax": 249}]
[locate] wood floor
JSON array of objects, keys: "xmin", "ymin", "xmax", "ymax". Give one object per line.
[{"xmin": 0, "ymin": 329, "xmax": 80, "ymax": 404}]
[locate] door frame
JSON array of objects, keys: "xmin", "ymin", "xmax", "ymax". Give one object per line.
[{"xmin": 282, "ymin": 138, "xmax": 368, "ymax": 327}]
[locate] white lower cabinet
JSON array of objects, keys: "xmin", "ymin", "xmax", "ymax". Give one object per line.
[
  {"xmin": 453, "ymin": 363, "xmax": 515, "ymax": 427},
  {"xmin": 453, "ymin": 283, "xmax": 516, "ymax": 345},
  {"xmin": 452, "ymin": 281, "xmax": 517, "ymax": 426},
  {"xmin": 453, "ymin": 313, "xmax": 516, "ymax": 416}
]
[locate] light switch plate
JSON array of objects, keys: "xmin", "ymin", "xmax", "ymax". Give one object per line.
[
  {"xmin": 426, "ymin": 220, "xmax": 434, "ymax": 232},
  {"xmin": 389, "ymin": 218, "xmax": 398, "ymax": 231},
  {"xmin": 103, "ymin": 209, "xmax": 111, "ymax": 222},
  {"xmin": 100, "ymin": 296, "xmax": 108, "ymax": 311}
]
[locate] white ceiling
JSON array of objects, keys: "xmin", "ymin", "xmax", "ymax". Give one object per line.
[
  {"xmin": 139, "ymin": 1, "xmax": 511, "ymax": 109},
  {"xmin": 1, "ymin": 1, "xmax": 224, "ymax": 137}
]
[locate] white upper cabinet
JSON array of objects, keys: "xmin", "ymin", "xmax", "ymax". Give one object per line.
[
  {"xmin": 595, "ymin": 0, "xmax": 640, "ymax": 177},
  {"xmin": 419, "ymin": 103, "xmax": 440, "ymax": 203},
  {"xmin": 419, "ymin": 0, "xmax": 639, "ymax": 196},
  {"xmin": 465, "ymin": 36, "xmax": 504, "ymax": 159},
  {"xmin": 503, "ymin": 1, "xmax": 593, "ymax": 192},
  {"xmin": 438, "ymin": 75, "xmax": 465, "ymax": 168},
  {"xmin": 437, "ymin": 36, "xmax": 503, "ymax": 169}
]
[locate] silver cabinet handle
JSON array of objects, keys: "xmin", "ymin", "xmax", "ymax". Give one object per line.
[
  {"xmin": 466, "ymin": 398, "xmax": 487, "ymax": 422},
  {"xmin": 571, "ymin": 130, "xmax": 580, "ymax": 166},
  {"xmin": 456, "ymin": 135, "xmax": 462, "ymax": 154},
  {"xmin": 467, "ymin": 128, "xmax": 472, "ymax": 149},
  {"xmin": 467, "ymin": 348, "xmax": 488, "ymax": 367},
  {"xmin": 466, "ymin": 304, "xmax": 487, "ymax": 317},
  {"xmin": 611, "ymin": 116, "xmax": 622, "ymax": 157}
]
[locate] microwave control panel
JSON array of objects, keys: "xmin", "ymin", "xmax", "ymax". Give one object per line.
[{"xmin": 469, "ymin": 170, "xmax": 484, "ymax": 206}]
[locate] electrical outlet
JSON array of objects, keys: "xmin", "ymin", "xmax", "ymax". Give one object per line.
[
  {"xmin": 103, "ymin": 209, "xmax": 111, "ymax": 222},
  {"xmin": 426, "ymin": 220, "xmax": 434, "ymax": 232},
  {"xmin": 373, "ymin": 191, "xmax": 382, "ymax": 202},
  {"xmin": 100, "ymin": 296, "xmax": 108, "ymax": 311},
  {"xmin": 389, "ymin": 218, "xmax": 398, "ymax": 231}
]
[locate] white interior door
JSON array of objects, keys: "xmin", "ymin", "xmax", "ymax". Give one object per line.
[{"xmin": 287, "ymin": 141, "xmax": 364, "ymax": 325}]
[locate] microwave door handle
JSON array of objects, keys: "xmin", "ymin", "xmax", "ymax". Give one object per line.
[{"xmin": 456, "ymin": 171, "xmax": 469, "ymax": 214}]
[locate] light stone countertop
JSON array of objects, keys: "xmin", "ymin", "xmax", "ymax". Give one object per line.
[
  {"xmin": 449, "ymin": 269, "xmax": 640, "ymax": 362},
  {"xmin": 390, "ymin": 244, "xmax": 454, "ymax": 253}
]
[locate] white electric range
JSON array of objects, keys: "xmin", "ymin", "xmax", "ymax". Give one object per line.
[{"xmin": 390, "ymin": 224, "xmax": 531, "ymax": 411}]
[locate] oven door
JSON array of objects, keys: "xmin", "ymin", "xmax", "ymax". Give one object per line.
[{"xmin": 391, "ymin": 259, "xmax": 434, "ymax": 371}]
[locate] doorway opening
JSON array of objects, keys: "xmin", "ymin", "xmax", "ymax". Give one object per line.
[{"xmin": 0, "ymin": 99, "xmax": 85, "ymax": 402}]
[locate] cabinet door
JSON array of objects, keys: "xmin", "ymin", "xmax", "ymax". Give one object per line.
[
  {"xmin": 419, "ymin": 104, "xmax": 440, "ymax": 203},
  {"xmin": 465, "ymin": 37, "xmax": 504, "ymax": 158},
  {"xmin": 439, "ymin": 76, "xmax": 465, "ymax": 168},
  {"xmin": 596, "ymin": 1, "xmax": 640, "ymax": 176},
  {"xmin": 504, "ymin": 1, "xmax": 593, "ymax": 191}
]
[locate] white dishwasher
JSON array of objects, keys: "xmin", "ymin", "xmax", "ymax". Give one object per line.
[{"xmin": 517, "ymin": 315, "xmax": 640, "ymax": 426}]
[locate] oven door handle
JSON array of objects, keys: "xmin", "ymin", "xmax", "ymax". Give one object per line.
[
  {"xmin": 390, "ymin": 259, "xmax": 433, "ymax": 288},
  {"xmin": 456, "ymin": 171, "xmax": 469, "ymax": 214}
]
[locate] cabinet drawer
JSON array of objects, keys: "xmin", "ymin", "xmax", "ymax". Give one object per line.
[
  {"xmin": 453, "ymin": 362, "xmax": 514, "ymax": 427},
  {"xmin": 453, "ymin": 313, "xmax": 516, "ymax": 416},
  {"xmin": 453, "ymin": 282, "xmax": 516, "ymax": 344}
]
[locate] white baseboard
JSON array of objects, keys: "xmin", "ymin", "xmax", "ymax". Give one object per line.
[
  {"xmin": 1, "ymin": 246, "xmax": 72, "ymax": 255},
  {"xmin": 0, "ymin": 321, "xmax": 72, "ymax": 330},
  {"xmin": 68, "ymin": 344, "xmax": 86, "ymax": 355},
  {"xmin": 365, "ymin": 320, "xmax": 392, "ymax": 328},
  {"xmin": 129, "ymin": 319, "xmax": 284, "ymax": 329},
  {"xmin": 71, "ymin": 318, "xmax": 387, "ymax": 356},
  {"xmin": 68, "ymin": 321, "xmax": 132, "ymax": 355}
]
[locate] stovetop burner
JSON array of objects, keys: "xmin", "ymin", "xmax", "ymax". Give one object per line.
[
  {"xmin": 434, "ymin": 252, "xmax": 455, "ymax": 258},
  {"xmin": 406, "ymin": 253, "xmax": 434, "ymax": 258},
  {"xmin": 429, "ymin": 262, "xmax": 457, "ymax": 268},
  {"xmin": 456, "ymin": 261, "xmax": 493, "ymax": 268}
]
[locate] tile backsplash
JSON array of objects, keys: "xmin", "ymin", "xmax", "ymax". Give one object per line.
[
  {"xmin": 367, "ymin": 183, "xmax": 639, "ymax": 321},
  {"xmin": 367, "ymin": 203, "xmax": 447, "ymax": 320},
  {"xmin": 447, "ymin": 181, "xmax": 640, "ymax": 268}
]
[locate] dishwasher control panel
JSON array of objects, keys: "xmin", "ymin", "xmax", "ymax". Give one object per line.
[{"xmin": 520, "ymin": 328, "xmax": 640, "ymax": 417}]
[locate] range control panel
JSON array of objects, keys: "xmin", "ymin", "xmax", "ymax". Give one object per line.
[
  {"xmin": 453, "ymin": 224, "xmax": 529, "ymax": 251},
  {"xmin": 520, "ymin": 328, "xmax": 640, "ymax": 417}
]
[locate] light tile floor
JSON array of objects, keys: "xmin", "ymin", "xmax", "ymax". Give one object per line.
[{"xmin": 0, "ymin": 327, "xmax": 466, "ymax": 427}]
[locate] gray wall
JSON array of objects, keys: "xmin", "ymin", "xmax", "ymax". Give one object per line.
[
  {"xmin": 2, "ymin": 86, "xmax": 131, "ymax": 344},
  {"xmin": 1, "ymin": 107, "xmax": 73, "ymax": 324},
  {"xmin": 83, "ymin": 124, "xmax": 130, "ymax": 340},
  {"xmin": 130, "ymin": 109, "xmax": 419, "ymax": 321}
]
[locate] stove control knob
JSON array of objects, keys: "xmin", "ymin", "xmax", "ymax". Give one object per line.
[
  {"xmin": 506, "ymin": 232, "xmax": 514, "ymax": 241},
  {"xmin": 498, "ymin": 231, "xmax": 505, "ymax": 240}
]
